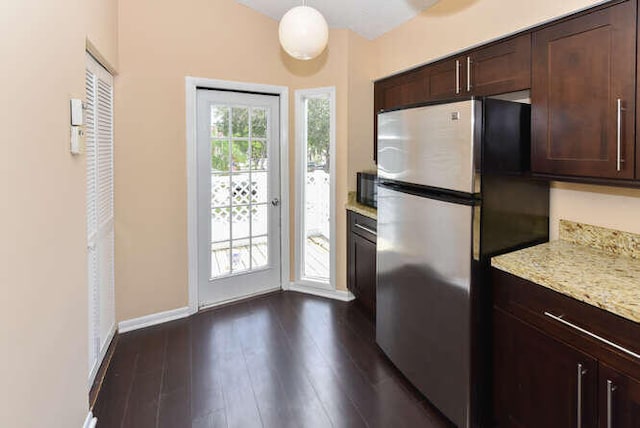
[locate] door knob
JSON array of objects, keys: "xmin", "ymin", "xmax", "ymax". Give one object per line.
[{"xmin": 271, "ymin": 198, "xmax": 280, "ymax": 207}]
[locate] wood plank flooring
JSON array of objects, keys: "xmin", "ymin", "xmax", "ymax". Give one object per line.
[{"xmin": 92, "ymin": 291, "xmax": 453, "ymax": 428}]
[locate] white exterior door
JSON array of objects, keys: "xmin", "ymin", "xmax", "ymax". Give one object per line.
[
  {"xmin": 197, "ymin": 90, "xmax": 281, "ymax": 307},
  {"xmin": 86, "ymin": 53, "xmax": 116, "ymax": 382}
]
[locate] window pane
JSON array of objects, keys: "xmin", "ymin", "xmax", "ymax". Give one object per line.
[
  {"xmin": 211, "ymin": 207, "xmax": 230, "ymax": 242},
  {"xmin": 252, "ymin": 108, "xmax": 267, "ymax": 138},
  {"xmin": 231, "ymin": 238, "xmax": 251, "ymax": 272},
  {"xmin": 211, "ymin": 106, "xmax": 229, "ymax": 137},
  {"xmin": 303, "ymin": 95, "xmax": 331, "ymax": 282},
  {"xmin": 211, "ymin": 173, "xmax": 230, "ymax": 207},
  {"xmin": 211, "ymin": 241, "xmax": 231, "ymax": 278},
  {"xmin": 231, "ymin": 205, "xmax": 250, "ymax": 240},
  {"xmin": 251, "ymin": 204, "xmax": 268, "ymax": 236},
  {"xmin": 251, "ymin": 171, "xmax": 267, "ymax": 204},
  {"xmin": 231, "ymin": 140, "xmax": 250, "ymax": 171},
  {"xmin": 252, "ymin": 236, "xmax": 268, "ymax": 269},
  {"xmin": 211, "ymin": 140, "xmax": 230, "ymax": 173},
  {"xmin": 231, "ymin": 173, "xmax": 251, "ymax": 205},
  {"xmin": 232, "ymin": 107, "xmax": 249, "ymax": 138},
  {"xmin": 250, "ymin": 140, "xmax": 267, "ymax": 171}
]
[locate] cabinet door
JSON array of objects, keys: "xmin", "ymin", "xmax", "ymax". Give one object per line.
[
  {"xmin": 493, "ymin": 309, "xmax": 598, "ymax": 428},
  {"xmin": 374, "ymin": 69, "xmax": 428, "ymax": 162},
  {"xmin": 428, "ymin": 57, "xmax": 464, "ymax": 101},
  {"xmin": 469, "ymin": 34, "xmax": 531, "ymax": 96},
  {"xmin": 531, "ymin": 1, "xmax": 636, "ymax": 179},
  {"xmin": 348, "ymin": 217, "xmax": 376, "ymax": 317},
  {"xmin": 379, "ymin": 69, "xmax": 428, "ymax": 109},
  {"xmin": 599, "ymin": 364, "xmax": 640, "ymax": 428}
]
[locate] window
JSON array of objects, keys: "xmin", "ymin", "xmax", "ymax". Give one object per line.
[{"xmin": 295, "ymin": 87, "xmax": 335, "ymax": 288}]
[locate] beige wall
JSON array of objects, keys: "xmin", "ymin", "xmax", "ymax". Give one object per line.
[
  {"xmin": 347, "ymin": 32, "xmax": 378, "ymax": 190},
  {"xmin": 0, "ymin": 0, "xmax": 117, "ymax": 426},
  {"xmin": 116, "ymin": 0, "xmax": 367, "ymax": 321},
  {"xmin": 369, "ymin": 0, "xmax": 640, "ymax": 238},
  {"xmin": 550, "ymin": 182, "xmax": 640, "ymax": 239},
  {"xmin": 375, "ymin": 0, "xmax": 606, "ymax": 77}
]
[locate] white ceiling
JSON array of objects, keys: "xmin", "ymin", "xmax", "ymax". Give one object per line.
[{"xmin": 236, "ymin": 0, "xmax": 440, "ymax": 40}]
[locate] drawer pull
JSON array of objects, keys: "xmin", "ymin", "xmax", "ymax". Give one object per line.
[
  {"xmin": 544, "ymin": 312, "xmax": 640, "ymax": 359},
  {"xmin": 354, "ymin": 223, "xmax": 377, "ymax": 236}
]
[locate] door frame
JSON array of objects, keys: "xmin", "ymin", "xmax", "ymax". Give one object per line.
[{"xmin": 185, "ymin": 77, "xmax": 290, "ymax": 314}]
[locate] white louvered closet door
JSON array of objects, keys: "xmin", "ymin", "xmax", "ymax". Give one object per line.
[{"xmin": 86, "ymin": 53, "xmax": 115, "ymax": 382}]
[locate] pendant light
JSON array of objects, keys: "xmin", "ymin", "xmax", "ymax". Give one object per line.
[{"xmin": 278, "ymin": 1, "xmax": 329, "ymax": 60}]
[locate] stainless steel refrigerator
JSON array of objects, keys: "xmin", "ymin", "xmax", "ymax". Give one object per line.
[{"xmin": 376, "ymin": 98, "xmax": 549, "ymax": 428}]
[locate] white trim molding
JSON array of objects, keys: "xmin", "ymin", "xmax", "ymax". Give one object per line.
[
  {"xmin": 118, "ymin": 307, "xmax": 191, "ymax": 334},
  {"xmin": 185, "ymin": 77, "xmax": 290, "ymax": 314},
  {"xmin": 87, "ymin": 322, "xmax": 117, "ymax": 388},
  {"xmin": 294, "ymin": 87, "xmax": 337, "ymax": 291},
  {"xmin": 83, "ymin": 411, "xmax": 97, "ymax": 428},
  {"xmin": 288, "ymin": 283, "xmax": 355, "ymax": 302}
]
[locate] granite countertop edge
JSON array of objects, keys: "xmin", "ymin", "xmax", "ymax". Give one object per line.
[
  {"xmin": 491, "ymin": 240, "xmax": 640, "ymax": 324},
  {"xmin": 345, "ymin": 192, "xmax": 377, "ymax": 220}
]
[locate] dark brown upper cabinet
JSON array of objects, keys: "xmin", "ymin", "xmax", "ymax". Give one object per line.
[
  {"xmin": 427, "ymin": 57, "xmax": 465, "ymax": 100},
  {"xmin": 373, "ymin": 35, "xmax": 532, "ymax": 161},
  {"xmin": 377, "ymin": 68, "xmax": 428, "ymax": 110},
  {"xmin": 468, "ymin": 34, "xmax": 531, "ymax": 97},
  {"xmin": 531, "ymin": 0, "xmax": 637, "ymax": 180}
]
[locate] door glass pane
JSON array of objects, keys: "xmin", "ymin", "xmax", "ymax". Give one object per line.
[
  {"xmin": 211, "ymin": 241, "xmax": 231, "ymax": 278},
  {"xmin": 211, "ymin": 107, "xmax": 229, "ymax": 137},
  {"xmin": 252, "ymin": 236, "xmax": 268, "ymax": 269},
  {"xmin": 303, "ymin": 96, "xmax": 331, "ymax": 282},
  {"xmin": 231, "ymin": 238, "xmax": 251, "ymax": 272},
  {"xmin": 251, "ymin": 204, "xmax": 268, "ymax": 236},
  {"xmin": 210, "ymin": 104, "xmax": 270, "ymax": 278},
  {"xmin": 252, "ymin": 108, "xmax": 267, "ymax": 138}
]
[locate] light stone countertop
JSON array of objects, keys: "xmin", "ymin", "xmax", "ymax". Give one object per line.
[
  {"xmin": 492, "ymin": 221, "xmax": 640, "ymax": 324},
  {"xmin": 345, "ymin": 192, "xmax": 377, "ymax": 220}
]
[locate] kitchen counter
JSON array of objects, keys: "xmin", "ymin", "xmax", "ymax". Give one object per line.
[
  {"xmin": 492, "ymin": 220, "xmax": 640, "ymax": 324},
  {"xmin": 345, "ymin": 191, "xmax": 377, "ymax": 220}
]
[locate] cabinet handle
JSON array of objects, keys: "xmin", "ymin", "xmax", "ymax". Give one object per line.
[
  {"xmin": 544, "ymin": 312, "xmax": 640, "ymax": 360},
  {"xmin": 616, "ymin": 98, "xmax": 624, "ymax": 172},
  {"xmin": 455, "ymin": 60, "xmax": 461, "ymax": 94},
  {"xmin": 577, "ymin": 363, "xmax": 587, "ymax": 428},
  {"xmin": 467, "ymin": 56, "xmax": 472, "ymax": 92},
  {"xmin": 354, "ymin": 223, "xmax": 377, "ymax": 236},
  {"xmin": 607, "ymin": 379, "xmax": 617, "ymax": 428}
]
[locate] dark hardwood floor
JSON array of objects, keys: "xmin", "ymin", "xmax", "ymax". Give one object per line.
[{"xmin": 93, "ymin": 291, "xmax": 453, "ymax": 427}]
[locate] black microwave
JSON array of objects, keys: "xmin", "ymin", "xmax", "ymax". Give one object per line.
[{"xmin": 357, "ymin": 172, "xmax": 378, "ymax": 208}]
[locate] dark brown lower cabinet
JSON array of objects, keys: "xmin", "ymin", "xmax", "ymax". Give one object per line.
[
  {"xmin": 599, "ymin": 364, "xmax": 640, "ymax": 428},
  {"xmin": 347, "ymin": 211, "xmax": 376, "ymax": 317},
  {"xmin": 493, "ymin": 308, "xmax": 598, "ymax": 428},
  {"xmin": 492, "ymin": 268, "xmax": 640, "ymax": 428}
]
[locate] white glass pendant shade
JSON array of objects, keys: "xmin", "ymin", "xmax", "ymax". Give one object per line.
[{"xmin": 279, "ymin": 6, "xmax": 329, "ymax": 60}]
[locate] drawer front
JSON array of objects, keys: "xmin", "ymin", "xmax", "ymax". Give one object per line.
[
  {"xmin": 492, "ymin": 268, "xmax": 640, "ymax": 379},
  {"xmin": 349, "ymin": 211, "xmax": 377, "ymax": 243}
]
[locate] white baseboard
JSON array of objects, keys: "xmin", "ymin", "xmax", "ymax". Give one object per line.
[
  {"xmin": 83, "ymin": 411, "xmax": 97, "ymax": 428},
  {"xmin": 288, "ymin": 283, "xmax": 355, "ymax": 302},
  {"xmin": 199, "ymin": 286, "xmax": 282, "ymax": 311},
  {"xmin": 118, "ymin": 306, "xmax": 191, "ymax": 333},
  {"xmin": 88, "ymin": 323, "xmax": 117, "ymax": 387}
]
